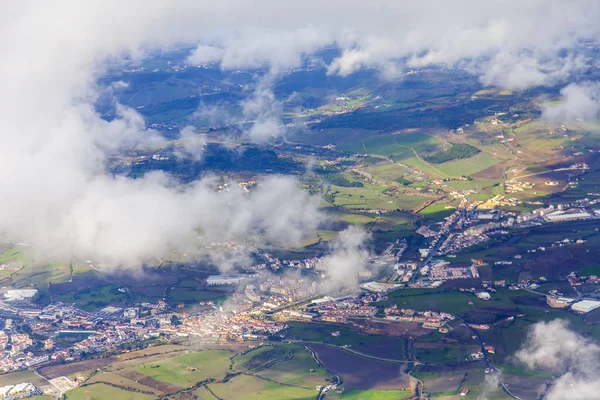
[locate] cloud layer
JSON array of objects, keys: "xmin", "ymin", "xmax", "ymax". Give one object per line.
[
  {"xmin": 183, "ymin": 0, "xmax": 600, "ymax": 89},
  {"xmin": 1, "ymin": 1, "xmax": 600, "ymax": 267}
]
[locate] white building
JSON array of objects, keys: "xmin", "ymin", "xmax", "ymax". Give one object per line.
[
  {"xmin": 571, "ymin": 300, "xmax": 600, "ymax": 313},
  {"xmin": 0, "ymin": 386, "xmax": 12, "ymax": 398},
  {"xmin": 123, "ymin": 308, "xmax": 138, "ymax": 319},
  {"xmin": 3, "ymin": 289, "xmax": 38, "ymax": 301},
  {"xmin": 206, "ymin": 275, "xmax": 246, "ymax": 285},
  {"xmin": 359, "ymin": 282, "xmax": 400, "ymax": 293},
  {"xmin": 545, "ymin": 211, "xmax": 590, "ymax": 222},
  {"xmin": 10, "ymin": 382, "xmax": 38, "ymax": 397},
  {"xmin": 476, "ymin": 292, "xmax": 491, "ymax": 300}
]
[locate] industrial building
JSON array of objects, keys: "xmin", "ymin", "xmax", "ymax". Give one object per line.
[
  {"xmin": 544, "ymin": 210, "xmax": 591, "ymax": 222},
  {"xmin": 3, "ymin": 289, "xmax": 38, "ymax": 301},
  {"xmin": 206, "ymin": 274, "xmax": 246, "ymax": 285},
  {"xmin": 0, "ymin": 386, "xmax": 11, "ymax": 398},
  {"xmin": 8, "ymin": 382, "xmax": 39, "ymax": 397},
  {"xmin": 571, "ymin": 299, "xmax": 600, "ymax": 313}
]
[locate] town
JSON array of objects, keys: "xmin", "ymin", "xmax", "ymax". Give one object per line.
[{"xmin": 1, "ymin": 191, "xmax": 600, "ymax": 398}]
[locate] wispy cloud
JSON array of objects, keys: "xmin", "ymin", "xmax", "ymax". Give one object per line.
[
  {"xmin": 317, "ymin": 226, "xmax": 371, "ymax": 289},
  {"xmin": 515, "ymin": 319, "xmax": 600, "ymax": 399}
]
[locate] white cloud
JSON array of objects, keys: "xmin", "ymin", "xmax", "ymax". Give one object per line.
[
  {"xmin": 186, "ymin": 44, "xmax": 225, "ymax": 65},
  {"xmin": 317, "ymin": 226, "xmax": 370, "ymax": 289},
  {"xmin": 1, "ymin": 1, "xmax": 600, "ymax": 268},
  {"xmin": 543, "ymin": 82, "xmax": 600, "ymax": 122},
  {"xmin": 476, "ymin": 373, "xmax": 501, "ymax": 400},
  {"xmin": 187, "ymin": 26, "xmax": 328, "ymax": 72},
  {"xmin": 183, "ymin": 0, "xmax": 600, "ymax": 89},
  {"xmin": 174, "ymin": 126, "xmax": 206, "ymax": 160},
  {"xmin": 515, "ymin": 319, "xmax": 600, "ymax": 400},
  {"xmin": 240, "ymin": 76, "xmax": 283, "ymax": 143}
]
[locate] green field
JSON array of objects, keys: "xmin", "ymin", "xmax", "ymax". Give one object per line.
[
  {"xmin": 411, "ymin": 363, "xmax": 512, "ymax": 398},
  {"xmin": 377, "ymin": 288, "xmax": 543, "ymax": 318},
  {"xmin": 57, "ymin": 284, "xmax": 128, "ymax": 311},
  {"xmin": 10, "ymin": 261, "xmax": 71, "ymax": 289},
  {"xmin": 86, "ymin": 371, "xmax": 163, "ymax": 397},
  {"xmin": 496, "ymin": 364, "xmax": 555, "ymax": 379},
  {"xmin": 434, "ymin": 152, "xmax": 497, "ymax": 176},
  {"xmin": 338, "ymin": 131, "xmax": 445, "ymax": 160},
  {"xmin": 234, "ymin": 345, "xmax": 292, "ymax": 371},
  {"xmin": 326, "ymin": 183, "xmax": 431, "ymax": 211},
  {"xmin": 249, "ymin": 345, "xmax": 330, "ymax": 388},
  {"xmin": 425, "ymin": 143, "xmax": 480, "ymax": 164},
  {"xmin": 66, "ymin": 383, "xmax": 155, "ymax": 400},
  {"xmin": 577, "ymin": 266, "xmax": 600, "ymax": 276},
  {"xmin": 285, "ymin": 322, "xmax": 375, "ymax": 346},
  {"xmin": 341, "ymin": 389, "xmax": 412, "ymax": 399},
  {"xmin": 135, "ymin": 350, "xmax": 232, "ymax": 387},
  {"xmin": 415, "ymin": 344, "xmax": 480, "ymax": 364},
  {"xmin": 167, "ymin": 288, "xmax": 226, "ymax": 304},
  {"xmin": 0, "ymin": 370, "xmax": 48, "ymax": 387},
  {"xmin": 419, "ymin": 203, "xmax": 455, "ymax": 221},
  {"xmin": 208, "ymin": 374, "xmax": 316, "ymax": 400},
  {"xmin": 0, "ymin": 247, "xmax": 24, "ymax": 264},
  {"xmin": 284, "ymin": 322, "xmax": 407, "ymax": 361},
  {"xmin": 362, "ymin": 162, "xmax": 413, "ymax": 182}
]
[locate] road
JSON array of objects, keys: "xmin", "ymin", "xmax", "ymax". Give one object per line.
[
  {"xmin": 408, "ymin": 206, "xmax": 465, "ymax": 285},
  {"xmin": 457, "ymin": 316, "xmax": 523, "ymax": 400},
  {"xmin": 307, "ymin": 345, "xmax": 341, "ymax": 400},
  {"xmin": 509, "ymin": 166, "xmax": 586, "ymax": 182}
]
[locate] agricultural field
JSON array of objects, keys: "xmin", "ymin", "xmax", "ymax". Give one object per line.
[
  {"xmin": 493, "ymin": 365, "xmax": 555, "ymax": 399},
  {"xmin": 0, "ymin": 370, "xmax": 49, "ymax": 388},
  {"xmin": 327, "ymin": 182, "xmax": 437, "ymax": 212},
  {"xmin": 133, "ymin": 350, "xmax": 232, "ymax": 388},
  {"xmin": 0, "ymin": 246, "xmax": 25, "ymax": 264},
  {"xmin": 377, "ymin": 288, "xmax": 544, "ymax": 323},
  {"xmin": 65, "ymin": 343, "xmax": 330, "ymax": 400},
  {"xmin": 325, "ymin": 182, "xmax": 433, "ymax": 211},
  {"xmin": 86, "ymin": 372, "xmax": 164, "ymax": 397},
  {"xmin": 251, "ymin": 347, "xmax": 330, "ymax": 388},
  {"xmin": 66, "ymin": 383, "xmax": 155, "ymax": 400},
  {"xmin": 10, "ymin": 261, "xmax": 71, "ymax": 289},
  {"xmin": 308, "ymin": 344, "xmax": 412, "ymax": 390},
  {"xmin": 207, "ymin": 374, "xmax": 316, "ymax": 400},
  {"xmin": 419, "ymin": 203, "xmax": 456, "ymax": 221},
  {"xmin": 232, "ymin": 344, "xmax": 331, "ymax": 388},
  {"xmin": 284, "ymin": 322, "xmax": 407, "ymax": 360},
  {"xmin": 414, "ymin": 343, "xmax": 480, "ymax": 364},
  {"xmin": 338, "ymin": 131, "xmax": 446, "ymax": 160},
  {"xmin": 57, "ymin": 284, "xmax": 129, "ymax": 311},
  {"xmin": 411, "ymin": 363, "xmax": 512, "ymax": 398},
  {"xmin": 361, "ymin": 161, "xmax": 413, "ymax": 182},
  {"xmin": 433, "ymin": 152, "xmax": 498, "ymax": 177},
  {"xmin": 339, "ymin": 389, "xmax": 412, "ymax": 399}
]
